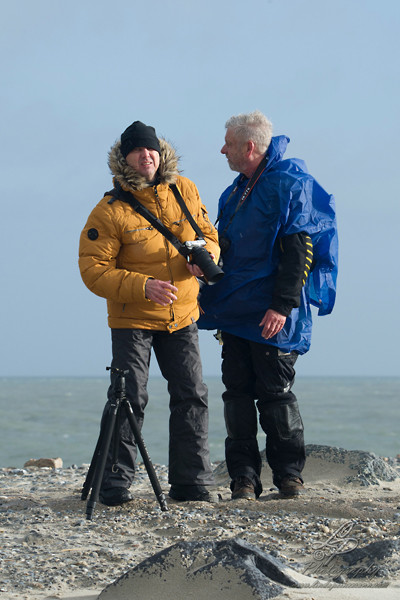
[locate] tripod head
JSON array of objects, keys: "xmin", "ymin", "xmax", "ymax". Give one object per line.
[
  {"xmin": 106, "ymin": 366, "xmax": 129, "ymax": 397},
  {"xmin": 106, "ymin": 366, "xmax": 129, "ymax": 376}
]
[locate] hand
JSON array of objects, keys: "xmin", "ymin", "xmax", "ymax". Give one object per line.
[
  {"xmin": 186, "ymin": 263, "xmax": 204, "ymax": 278},
  {"xmin": 259, "ymin": 309, "xmax": 286, "ymax": 339},
  {"xmin": 185, "ymin": 253, "xmax": 216, "ymax": 278},
  {"xmin": 145, "ymin": 279, "xmax": 178, "ymax": 306}
]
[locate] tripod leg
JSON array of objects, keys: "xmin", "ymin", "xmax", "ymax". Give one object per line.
[
  {"xmin": 124, "ymin": 400, "xmax": 168, "ymax": 512},
  {"xmin": 81, "ymin": 427, "xmax": 106, "ymax": 500},
  {"xmin": 85, "ymin": 402, "xmax": 120, "ymax": 520}
]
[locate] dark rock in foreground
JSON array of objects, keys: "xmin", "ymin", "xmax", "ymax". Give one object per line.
[
  {"xmin": 98, "ymin": 538, "xmax": 319, "ymax": 600},
  {"xmin": 342, "ymin": 538, "xmax": 400, "ymax": 580}
]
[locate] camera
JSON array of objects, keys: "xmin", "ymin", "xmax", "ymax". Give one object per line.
[{"xmin": 184, "ymin": 240, "xmax": 224, "ymax": 285}]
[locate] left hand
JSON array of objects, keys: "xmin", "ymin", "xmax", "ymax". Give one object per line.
[{"xmin": 259, "ymin": 309, "xmax": 286, "ymax": 339}]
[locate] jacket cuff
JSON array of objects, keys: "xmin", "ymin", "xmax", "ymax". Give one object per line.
[
  {"xmin": 269, "ymin": 301, "xmax": 293, "ymax": 317},
  {"xmin": 144, "ymin": 277, "xmax": 154, "ymax": 302}
]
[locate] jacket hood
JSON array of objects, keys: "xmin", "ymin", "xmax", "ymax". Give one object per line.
[
  {"xmin": 265, "ymin": 135, "xmax": 290, "ymax": 169},
  {"xmin": 108, "ymin": 138, "xmax": 180, "ymax": 192}
]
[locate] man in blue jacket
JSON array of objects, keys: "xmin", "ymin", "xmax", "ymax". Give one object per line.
[{"xmin": 198, "ymin": 110, "xmax": 338, "ymax": 500}]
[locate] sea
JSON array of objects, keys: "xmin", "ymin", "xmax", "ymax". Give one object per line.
[{"xmin": 0, "ymin": 376, "xmax": 398, "ymax": 469}]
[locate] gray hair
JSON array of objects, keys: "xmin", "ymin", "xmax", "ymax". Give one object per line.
[{"xmin": 225, "ymin": 110, "xmax": 273, "ymax": 153}]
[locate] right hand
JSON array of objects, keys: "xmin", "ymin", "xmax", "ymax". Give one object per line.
[
  {"xmin": 259, "ymin": 308, "xmax": 286, "ymax": 340},
  {"xmin": 145, "ymin": 279, "xmax": 178, "ymax": 306}
]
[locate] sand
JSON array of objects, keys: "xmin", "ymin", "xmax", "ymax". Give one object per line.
[{"xmin": 0, "ymin": 444, "xmax": 399, "ymax": 600}]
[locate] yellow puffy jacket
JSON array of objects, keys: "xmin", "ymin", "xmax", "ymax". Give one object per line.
[{"xmin": 79, "ymin": 139, "xmax": 220, "ymax": 332}]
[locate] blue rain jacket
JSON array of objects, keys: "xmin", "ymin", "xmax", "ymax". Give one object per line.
[{"xmin": 198, "ymin": 135, "xmax": 338, "ymax": 354}]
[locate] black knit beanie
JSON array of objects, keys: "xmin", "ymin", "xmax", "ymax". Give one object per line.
[{"xmin": 120, "ymin": 121, "xmax": 161, "ymax": 158}]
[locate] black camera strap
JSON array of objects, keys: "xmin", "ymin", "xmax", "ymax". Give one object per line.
[
  {"xmin": 105, "ymin": 184, "xmax": 205, "ymax": 257},
  {"xmin": 216, "ymin": 154, "xmax": 268, "ymax": 235},
  {"xmin": 170, "ymin": 184, "xmax": 205, "ymax": 241}
]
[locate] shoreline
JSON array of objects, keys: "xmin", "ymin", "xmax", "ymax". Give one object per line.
[{"xmin": 1, "ymin": 445, "xmax": 399, "ymax": 599}]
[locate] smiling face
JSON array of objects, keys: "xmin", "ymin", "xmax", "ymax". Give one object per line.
[
  {"xmin": 125, "ymin": 147, "xmax": 160, "ymax": 181},
  {"xmin": 221, "ymin": 128, "xmax": 248, "ymax": 174}
]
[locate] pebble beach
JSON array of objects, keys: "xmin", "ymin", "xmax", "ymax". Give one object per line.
[{"xmin": 1, "ymin": 445, "xmax": 399, "ymax": 600}]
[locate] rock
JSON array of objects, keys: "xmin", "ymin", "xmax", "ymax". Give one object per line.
[
  {"xmin": 309, "ymin": 538, "xmax": 400, "ymax": 582},
  {"xmin": 23, "ymin": 531, "xmax": 47, "ymax": 545},
  {"xmin": 23, "ymin": 457, "xmax": 63, "ymax": 469},
  {"xmin": 343, "ymin": 539, "xmax": 399, "ymax": 567},
  {"xmin": 98, "ymin": 538, "xmax": 321, "ymax": 600},
  {"xmin": 304, "ymin": 445, "xmax": 399, "ymax": 486}
]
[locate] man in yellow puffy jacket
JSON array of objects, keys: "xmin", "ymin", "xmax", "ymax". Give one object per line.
[{"xmin": 79, "ymin": 121, "xmax": 220, "ymax": 506}]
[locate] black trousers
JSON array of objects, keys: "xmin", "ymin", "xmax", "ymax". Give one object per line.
[
  {"xmin": 221, "ymin": 331, "xmax": 305, "ymax": 496},
  {"xmin": 100, "ymin": 324, "xmax": 214, "ymax": 491}
]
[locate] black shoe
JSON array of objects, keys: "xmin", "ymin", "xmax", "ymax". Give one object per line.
[
  {"xmin": 231, "ymin": 476, "xmax": 256, "ymax": 500},
  {"xmin": 278, "ymin": 476, "xmax": 304, "ymax": 497},
  {"xmin": 168, "ymin": 485, "xmax": 220, "ymax": 503},
  {"xmin": 99, "ymin": 487, "xmax": 133, "ymax": 506}
]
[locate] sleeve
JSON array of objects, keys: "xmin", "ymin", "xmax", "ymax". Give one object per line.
[
  {"xmin": 270, "ymin": 232, "xmax": 313, "ymax": 316},
  {"xmin": 78, "ymin": 200, "xmax": 148, "ymax": 303}
]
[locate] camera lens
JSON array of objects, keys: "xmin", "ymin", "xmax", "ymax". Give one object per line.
[{"xmin": 191, "ymin": 247, "xmax": 224, "ymax": 285}]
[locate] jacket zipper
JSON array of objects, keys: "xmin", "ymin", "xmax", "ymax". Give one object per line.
[{"xmin": 126, "ymin": 226, "xmax": 153, "ymax": 233}]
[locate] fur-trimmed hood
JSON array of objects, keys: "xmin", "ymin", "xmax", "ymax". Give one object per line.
[{"xmin": 108, "ymin": 138, "xmax": 180, "ymax": 192}]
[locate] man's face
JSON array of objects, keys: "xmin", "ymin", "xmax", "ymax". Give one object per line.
[
  {"xmin": 221, "ymin": 128, "xmax": 247, "ymax": 173},
  {"xmin": 126, "ymin": 147, "xmax": 160, "ymax": 181}
]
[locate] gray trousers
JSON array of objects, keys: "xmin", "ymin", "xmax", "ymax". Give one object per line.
[{"xmin": 100, "ymin": 324, "xmax": 214, "ymax": 491}]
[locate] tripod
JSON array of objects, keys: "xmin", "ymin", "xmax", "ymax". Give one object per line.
[{"xmin": 81, "ymin": 366, "xmax": 168, "ymax": 519}]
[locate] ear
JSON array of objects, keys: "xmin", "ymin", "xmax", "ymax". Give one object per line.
[{"xmin": 246, "ymin": 140, "xmax": 255, "ymax": 157}]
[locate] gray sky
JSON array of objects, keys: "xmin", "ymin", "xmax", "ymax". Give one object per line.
[{"xmin": 1, "ymin": 0, "xmax": 399, "ymax": 377}]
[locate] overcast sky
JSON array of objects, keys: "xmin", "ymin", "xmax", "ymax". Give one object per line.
[{"xmin": 1, "ymin": 0, "xmax": 399, "ymax": 378}]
